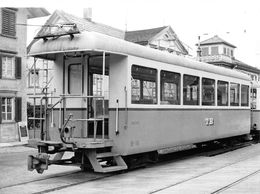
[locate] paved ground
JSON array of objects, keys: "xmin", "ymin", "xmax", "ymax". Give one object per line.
[
  {"xmin": 0, "ymin": 146, "xmax": 80, "ymax": 189},
  {"xmin": 47, "ymin": 144, "xmax": 260, "ymax": 194},
  {"xmin": 1, "ymin": 143, "xmax": 260, "ymax": 193}
]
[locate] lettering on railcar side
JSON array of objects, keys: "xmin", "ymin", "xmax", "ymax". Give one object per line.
[{"xmin": 205, "ymin": 118, "xmax": 214, "ymax": 126}]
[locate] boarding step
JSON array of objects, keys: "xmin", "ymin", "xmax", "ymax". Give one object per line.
[
  {"xmin": 96, "ymin": 152, "xmax": 119, "ymax": 159},
  {"xmin": 86, "ymin": 150, "xmax": 128, "ymax": 173},
  {"xmin": 99, "ymin": 165, "xmax": 127, "ymax": 173},
  {"xmin": 73, "ymin": 138, "xmax": 114, "ymax": 148}
]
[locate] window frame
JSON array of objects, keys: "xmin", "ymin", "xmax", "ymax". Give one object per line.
[
  {"xmin": 201, "ymin": 47, "xmax": 209, "ymax": 56},
  {"xmin": 28, "ymin": 69, "xmax": 40, "ymax": 88},
  {"xmin": 1, "ymin": 55, "xmax": 15, "ymax": 79},
  {"xmin": 183, "ymin": 74, "xmax": 200, "ymax": 106},
  {"xmin": 223, "ymin": 47, "xmax": 227, "ymax": 55},
  {"xmin": 217, "ymin": 80, "xmax": 229, "ymax": 106},
  {"xmin": 131, "ymin": 64, "xmax": 158, "ymax": 104},
  {"xmin": 211, "ymin": 46, "xmax": 219, "ymax": 55},
  {"xmin": 202, "ymin": 78, "xmax": 215, "ymax": 106},
  {"xmin": 92, "ymin": 73, "xmax": 109, "ymax": 99},
  {"xmin": 241, "ymin": 85, "xmax": 249, "ymax": 107},
  {"xmin": 68, "ymin": 63, "xmax": 82, "ymax": 95},
  {"xmin": 160, "ymin": 70, "xmax": 180, "ymax": 105},
  {"xmin": 230, "ymin": 82, "xmax": 240, "ymax": 106},
  {"xmin": 1, "ymin": 97, "xmax": 15, "ymax": 122}
]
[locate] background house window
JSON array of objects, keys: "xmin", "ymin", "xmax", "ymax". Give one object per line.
[
  {"xmin": 2, "ymin": 56, "xmax": 15, "ymax": 78},
  {"xmin": 201, "ymin": 47, "xmax": 209, "ymax": 56},
  {"xmin": 211, "ymin": 46, "xmax": 219, "ymax": 55},
  {"xmin": 1, "ymin": 97, "xmax": 14, "ymax": 121},
  {"xmin": 29, "ymin": 70, "xmax": 39, "ymax": 87},
  {"xmin": 231, "ymin": 50, "xmax": 234, "ymax": 57},
  {"xmin": 223, "ymin": 47, "xmax": 227, "ymax": 55},
  {"xmin": 2, "ymin": 8, "xmax": 16, "ymax": 37},
  {"xmin": 0, "ymin": 97, "xmax": 22, "ymax": 123}
]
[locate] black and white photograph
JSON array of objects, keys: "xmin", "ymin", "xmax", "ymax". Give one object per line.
[{"xmin": 1, "ymin": 0, "xmax": 260, "ymax": 193}]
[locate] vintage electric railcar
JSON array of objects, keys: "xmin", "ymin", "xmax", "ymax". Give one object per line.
[{"xmin": 28, "ymin": 31, "xmax": 252, "ymax": 173}]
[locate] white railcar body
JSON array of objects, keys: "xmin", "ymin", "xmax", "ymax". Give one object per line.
[{"xmin": 28, "ymin": 31, "xmax": 252, "ymax": 172}]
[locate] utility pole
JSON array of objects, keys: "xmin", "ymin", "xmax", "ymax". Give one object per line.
[{"xmin": 197, "ymin": 36, "xmax": 202, "ymax": 61}]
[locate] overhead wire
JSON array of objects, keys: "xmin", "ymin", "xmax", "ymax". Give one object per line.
[{"xmin": 15, "ymin": 23, "xmax": 77, "ymax": 28}]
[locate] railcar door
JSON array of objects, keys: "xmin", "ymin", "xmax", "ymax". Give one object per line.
[{"xmin": 87, "ymin": 55, "xmax": 109, "ymax": 138}]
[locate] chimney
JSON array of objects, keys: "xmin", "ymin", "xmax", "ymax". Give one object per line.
[{"xmin": 83, "ymin": 8, "xmax": 92, "ymax": 21}]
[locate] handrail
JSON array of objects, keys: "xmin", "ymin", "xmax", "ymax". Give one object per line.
[
  {"xmin": 59, "ymin": 95, "xmax": 106, "ymax": 142},
  {"xmin": 28, "ymin": 94, "xmax": 107, "ymax": 143}
]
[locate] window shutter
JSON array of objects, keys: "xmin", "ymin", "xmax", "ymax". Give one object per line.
[
  {"xmin": 0, "ymin": 55, "xmax": 2, "ymax": 79},
  {"xmin": 2, "ymin": 9, "xmax": 16, "ymax": 37},
  {"xmin": 0, "ymin": 97, "xmax": 2, "ymax": 124},
  {"xmin": 15, "ymin": 57, "xmax": 21, "ymax": 79},
  {"xmin": 15, "ymin": 97, "xmax": 22, "ymax": 122}
]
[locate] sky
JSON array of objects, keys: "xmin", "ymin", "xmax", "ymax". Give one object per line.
[{"xmin": 1, "ymin": 0, "xmax": 260, "ymax": 67}]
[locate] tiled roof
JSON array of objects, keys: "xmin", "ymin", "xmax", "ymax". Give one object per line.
[
  {"xmin": 29, "ymin": 11, "xmax": 188, "ymax": 55},
  {"xmin": 234, "ymin": 59, "xmax": 260, "ymax": 74},
  {"xmin": 200, "ymin": 35, "xmax": 236, "ymax": 48},
  {"xmin": 37, "ymin": 10, "xmax": 125, "ymax": 39},
  {"xmin": 26, "ymin": 8, "xmax": 50, "ymax": 19},
  {"xmin": 125, "ymin": 26, "xmax": 168, "ymax": 43}
]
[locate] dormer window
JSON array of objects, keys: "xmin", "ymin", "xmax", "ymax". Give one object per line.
[
  {"xmin": 211, "ymin": 46, "xmax": 219, "ymax": 55},
  {"xmin": 227, "ymin": 48, "xmax": 230, "ymax": 56},
  {"xmin": 201, "ymin": 47, "xmax": 209, "ymax": 56},
  {"xmin": 231, "ymin": 50, "xmax": 234, "ymax": 57}
]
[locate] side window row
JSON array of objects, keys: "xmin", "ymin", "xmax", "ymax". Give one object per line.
[{"xmin": 131, "ymin": 65, "xmax": 249, "ymax": 107}]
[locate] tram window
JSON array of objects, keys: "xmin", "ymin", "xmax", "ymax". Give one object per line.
[
  {"xmin": 160, "ymin": 70, "xmax": 180, "ymax": 105},
  {"xmin": 68, "ymin": 63, "xmax": 82, "ymax": 94},
  {"xmin": 202, "ymin": 78, "xmax": 215, "ymax": 106},
  {"xmin": 217, "ymin": 81, "xmax": 228, "ymax": 106},
  {"xmin": 241, "ymin": 85, "xmax": 249, "ymax": 107},
  {"xmin": 131, "ymin": 65, "xmax": 157, "ymax": 104},
  {"xmin": 251, "ymin": 88, "xmax": 257, "ymax": 109},
  {"xmin": 183, "ymin": 75, "xmax": 199, "ymax": 105},
  {"xmin": 93, "ymin": 74, "xmax": 109, "ymax": 99},
  {"xmin": 230, "ymin": 83, "xmax": 240, "ymax": 106}
]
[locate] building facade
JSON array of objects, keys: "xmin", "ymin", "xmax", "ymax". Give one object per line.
[
  {"xmin": 0, "ymin": 8, "xmax": 49, "ymax": 144},
  {"xmin": 125, "ymin": 26, "xmax": 189, "ymax": 56},
  {"xmin": 197, "ymin": 35, "xmax": 260, "ymax": 81}
]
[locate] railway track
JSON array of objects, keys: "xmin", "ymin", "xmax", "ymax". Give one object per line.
[
  {"xmin": 1, "ymin": 141, "xmax": 256, "ymax": 194},
  {"xmin": 0, "ymin": 169, "xmax": 118, "ymax": 194},
  {"xmin": 150, "ymin": 141, "xmax": 259, "ymax": 194},
  {"xmin": 150, "ymin": 155, "xmax": 257, "ymax": 193},
  {"xmin": 0, "ymin": 171, "xmax": 81, "ymax": 190},
  {"xmin": 211, "ymin": 169, "xmax": 260, "ymax": 193}
]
